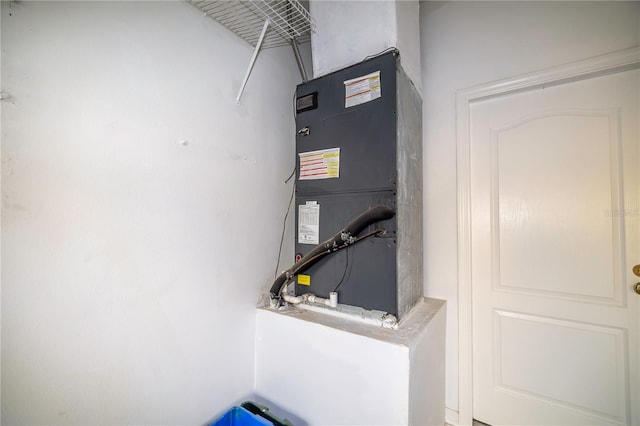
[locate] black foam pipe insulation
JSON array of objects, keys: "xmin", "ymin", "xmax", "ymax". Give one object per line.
[{"xmin": 269, "ymin": 204, "xmax": 395, "ymax": 300}]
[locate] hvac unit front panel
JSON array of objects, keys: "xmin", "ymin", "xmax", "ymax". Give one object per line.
[
  {"xmin": 295, "ymin": 52, "xmax": 398, "ymax": 195},
  {"xmin": 294, "ymin": 192, "xmax": 397, "ymax": 315},
  {"xmin": 293, "ymin": 51, "xmax": 404, "ymax": 316}
]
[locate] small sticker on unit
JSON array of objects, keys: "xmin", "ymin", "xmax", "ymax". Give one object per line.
[
  {"xmin": 298, "ymin": 201, "xmax": 320, "ymax": 245},
  {"xmin": 297, "ymin": 274, "xmax": 311, "ymax": 286},
  {"xmin": 299, "ymin": 147, "xmax": 340, "ymax": 180},
  {"xmin": 344, "ymin": 70, "xmax": 381, "ymax": 108}
]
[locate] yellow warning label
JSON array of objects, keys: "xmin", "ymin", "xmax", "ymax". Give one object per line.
[{"xmin": 297, "ymin": 274, "xmax": 311, "ymax": 286}]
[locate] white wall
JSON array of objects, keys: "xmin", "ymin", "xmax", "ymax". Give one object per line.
[
  {"xmin": 420, "ymin": 0, "xmax": 640, "ymax": 420},
  {"xmin": 1, "ymin": 1, "xmax": 300, "ymax": 424},
  {"xmin": 310, "ymin": 0, "xmax": 421, "ymax": 92},
  {"xmin": 310, "ymin": 0, "xmax": 396, "ymax": 78},
  {"xmin": 394, "ymin": 0, "xmax": 421, "ymax": 95}
]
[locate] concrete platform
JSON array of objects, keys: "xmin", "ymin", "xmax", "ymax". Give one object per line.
[{"xmin": 254, "ymin": 297, "xmax": 446, "ymax": 425}]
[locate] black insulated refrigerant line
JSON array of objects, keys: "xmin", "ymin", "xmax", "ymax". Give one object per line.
[{"xmin": 269, "ymin": 205, "xmax": 395, "ymax": 303}]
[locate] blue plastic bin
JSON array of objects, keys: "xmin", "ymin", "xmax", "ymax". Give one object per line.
[{"xmin": 211, "ymin": 406, "xmax": 272, "ymax": 426}]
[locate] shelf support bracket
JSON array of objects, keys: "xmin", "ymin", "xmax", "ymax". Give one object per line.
[
  {"xmin": 291, "ymin": 38, "xmax": 308, "ymax": 82},
  {"xmin": 236, "ymin": 19, "xmax": 270, "ymax": 104}
]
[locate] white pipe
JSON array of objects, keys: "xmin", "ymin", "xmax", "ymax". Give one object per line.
[
  {"xmin": 295, "ymin": 302, "xmax": 399, "ymax": 330},
  {"xmin": 282, "ymin": 293, "xmax": 305, "ymax": 305},
  {"xmin": 276, "ymin": 292, "xmax": 397, "ymax": 329},
  {"xmin": 281, "ymin": 292, "xmax": 338, "ymax": 307},
  {"xmin": 236, "ymin": 19, "xmax": 270, "ymax": 104},
  {"xmin": 306, "ymin": 294, "xmax": 324, "ymax": 306},
  {"xmin": 307, "ymin": 292, "xmax": 338, "ymax": 308}
]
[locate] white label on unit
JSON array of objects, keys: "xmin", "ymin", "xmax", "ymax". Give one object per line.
[
  {"xmin": 299, "ymin": 147, "xmax": 340, "ymax": 180},
  {"xmin": 298, "ymin": 201, "xmax": 320, "ymax": 245},
  {"xmin": 344, "ymin": 70, "xmax": 381, "ymax": 108}
]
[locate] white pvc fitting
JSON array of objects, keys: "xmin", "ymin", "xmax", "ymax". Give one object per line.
[
  {"xmin": 282, "ymin": 293, "xmax": 305, "ymax": 305},
  {"xmin": 329, "ymin": 292, "xmax": 338, "ymax": 308}
]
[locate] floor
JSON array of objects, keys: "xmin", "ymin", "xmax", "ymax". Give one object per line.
[{"xmin": 446, "ymin": 420, "xmax": 490, "ymax": 426}]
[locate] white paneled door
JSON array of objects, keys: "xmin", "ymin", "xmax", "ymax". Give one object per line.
[{"xmin": 471, "ymin": 69, "xmax": 639, "ymax": 425}]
